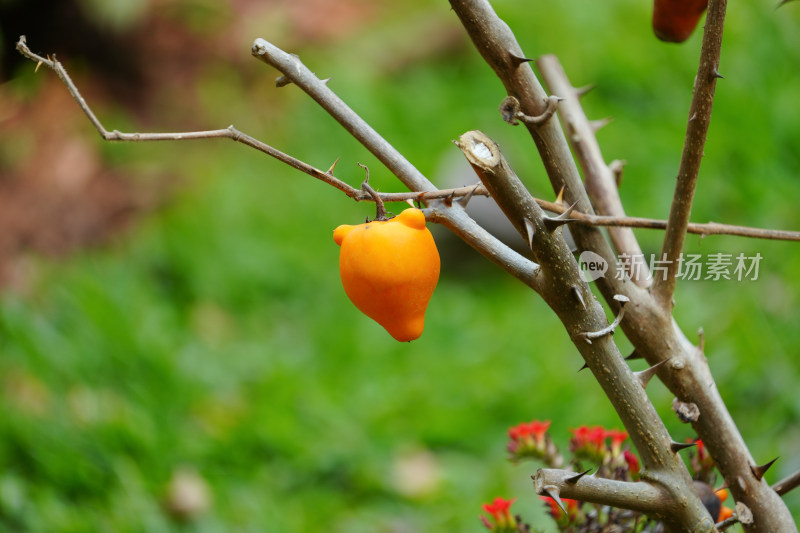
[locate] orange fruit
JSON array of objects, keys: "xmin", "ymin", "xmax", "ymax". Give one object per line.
[{"xmin": 333, "ymin": 208, "xmax": 440, "ymax": 342}]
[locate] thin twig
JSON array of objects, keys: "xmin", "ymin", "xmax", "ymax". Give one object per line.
[
  {"xmin": 251, "ymin": 38, "xmax": 435, "ymax": 194},
  {"xmin": 14, "ymin": 35, "xmax": 363, "ymax": 197},
  {"xmin": 652, "ymin": 0, "xmax": 728, "ymax": 310},
  {"xmin": 538, "ymin": 200, "xmax": 800, "ymax": 242},
  {"xmin": 773, "ymin": 469, "xmax": 800, "ymax": 496}
]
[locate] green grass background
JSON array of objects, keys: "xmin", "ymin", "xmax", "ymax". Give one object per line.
[{"xmin": 1, "ymin": 0, "xmax": 799, "ymax": 531}]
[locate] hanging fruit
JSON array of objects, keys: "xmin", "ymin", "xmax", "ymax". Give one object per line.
[
  {"xmin": 652, "ymin": 0, "xmax": 709, "ymax": 43},
  {"xmin": 333, "ymin": 207, "xmax": 440, "ymax": 342}
]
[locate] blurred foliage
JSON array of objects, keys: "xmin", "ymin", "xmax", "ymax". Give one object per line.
[{"xmin": 0, "ymin": 0, "xmax": 799, "ymax": 531}]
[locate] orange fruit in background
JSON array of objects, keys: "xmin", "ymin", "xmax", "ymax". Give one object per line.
[
  {"xmin": 653, "ymin": 0, "xmax": 709, "ymax": 43},
  {"xmin": 333, "ymin": 208, "xmax": 440, "ymax": 342}
]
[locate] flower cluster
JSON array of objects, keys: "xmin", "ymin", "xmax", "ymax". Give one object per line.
[
  {"xmin": 485, "ymin": 422, "xmax": 735, "ymax": 532},
  {"xmin": 506, "ymin": 420, "xmax": 561, "ymax": 466}
]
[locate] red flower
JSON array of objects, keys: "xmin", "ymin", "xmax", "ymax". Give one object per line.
[
  {"xmin": 481, "ymin": 497, "xmax": 517, "ymax": 531},
  {"xmin": 569, "ymin": 425, "xmax": 607, "ymax": 461},
  {"xmin": 507, "ymin": 420, "xmax": 550, "ymax": 460}
]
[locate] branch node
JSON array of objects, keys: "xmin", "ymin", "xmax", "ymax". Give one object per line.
[
  {"xmin": 672, "ymin": 398, "xmax": 700, "ymax": 423},
  {"xmin": 499, "ymin": 95, "xmax": 560, "ymax": 127},
  {"xmin": 578, "ymin": 294, "xmax": 629, "ymax": 343}
]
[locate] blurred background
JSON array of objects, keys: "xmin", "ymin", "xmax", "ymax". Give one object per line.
[{"xmin": 0, "ymin": 0, "xmax": 799, "ymax": 531}]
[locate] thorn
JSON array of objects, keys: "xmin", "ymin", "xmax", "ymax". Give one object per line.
[
  {"xmin": 697, "ymin": 327, "xmax": 705, "ymax": 353},
  {"xmin": 444, "ymin": 191, "xmax": 455, "ymax": 207},
  {"xmin": 458, "ymin": 184, "xmax": 481, "ymax": 207},
  {"xmin": 321, "ymin": 77, "xmax": 332, "ymax": 84},
  {"xmin": 590, "ymin": 117, "xmax": 614, "ymax": 132},
  {"xmin": 555, "ymin": 185, "xmax": 565, "ymax": 205},
  {"xmin": 35, "ymin": 60, "xmax": 43, "ymax": 72},
  {"xmin": 574, "ymin": 83, "xmax": 596, "ymax": 98},
  {"xmin": 571, "ymin": 285, "xmax": 586, "ymax": 310},
  {"xmin": 508, "ymin": 50, "xmax": 534, "ymax": 68},
  {"xmin": 523, "ymin": 218, "xmax": 536, "ymax": 250},
  {"xmin": 543, "ymin": 200, "xmax": 579, "ymax": 231},
  {"xmin": 327, "ymin": 157, "xmax": 340, "ymax": 175},
  {"xmin": 688, "ymin": 112, "xmax": 698, "ymax": 122},
  {"xmin": 635, "ymin": 359, "xmax": 669, "ymax": 389},
  {"xmin": 578, "ymin": 362, "xmax": 589, "ymax": 372},
  {"xmin": 565, "ymin": 468, "xmax": 593, "ymax": 484},
  {"xmin": 275, "ymin": 75, "xmax": 291, "ymax": 88},
  {"xmin": 751, "ymin": 457, "xmax": 779, "ymax": 481},
  {"xmin": 711, "ymin": 68, "xmax": 724, "ymax": 80},
  {"xmin": 670, "ymin": 440, "xmax": 697, "ymax": 453},
  {"xmin": 540, "ymin": 485, "xmax": 567, "ymax": 515},
  {"xmin": 624, "ymin": 350, "xmax": 642, "ymax": 361}
]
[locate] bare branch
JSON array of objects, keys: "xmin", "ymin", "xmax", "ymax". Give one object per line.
[
  {"xmin": 652, "ymin": 0, "xmax": 728, "ymax": 309},
  {"xmin": 538, "ymin": 54, "xmax": 652, "ymax": 287}
]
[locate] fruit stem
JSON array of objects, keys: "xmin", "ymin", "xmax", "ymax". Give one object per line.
[{"xmin": 359, "ymin": 163, "xmax": 389, "ymax": 221}]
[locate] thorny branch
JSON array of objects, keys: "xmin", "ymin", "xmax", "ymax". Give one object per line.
[
  {"xmin": 652, "ymin": 0, "xmax": 728, "ymax": 310},
  {"xmin": 448, "ymin": 1, "xmax": 796, "ymax": 532},
  {"xmin": 456, "ymin": 129, "xmax": 713, "ymax": 531}
]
